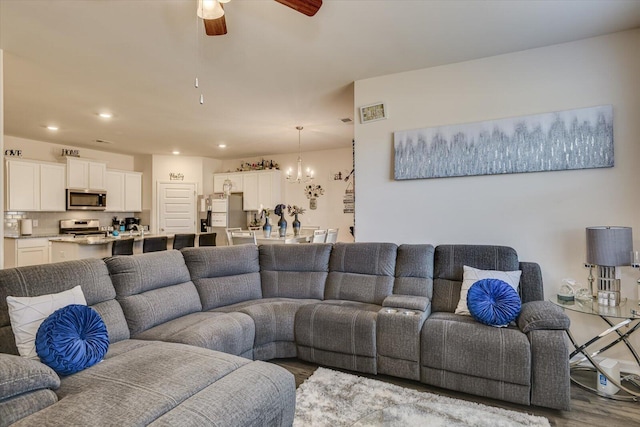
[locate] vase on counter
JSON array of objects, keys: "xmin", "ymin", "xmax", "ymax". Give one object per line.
[
  {"xmin": 309, "ymin": 198, "xmax": 317, "ymax": 210},
  {"xmin": 263, "ymin": 216, "xmax": 272, "ymax": 238},
  {"xmin": 279, "ymin": 216, "xmax": 287, "ymax": 237},
  {"xmin": 292, "ymin": 214, "xmax": 301, "ymax": 237}
]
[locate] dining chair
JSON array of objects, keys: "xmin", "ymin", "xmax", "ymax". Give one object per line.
[
  {"xmin": 173, "ymin": 233, "xmax": 196, "ymax": 250},
  {"xmin": 311, "ymin": 229, "xmax": 328, "ymax": 243},
  {"xmin": 301, "ymin": 226, "xmax": 320, "ymax": 236},
  {"xmin": 325, "ymin": 228, "xmax": 339, "ymax": 244},
  {"xmin": 111, "ymin": 238, "xmax": 134, "ymax": 256},
  {"xmin": 229, "ymin": 231, "xmax": 257, "ymax": 246},
  {"xmin": 225, "ymin": 228, "xmax": 242, "ymax": 246},
  {"xmin": 143, "ymin": 236, "xmax": 168, "ymax": 253},
  {"xmin": 198, "ymin": 233, "xmax": 217, "ymax": 247}
]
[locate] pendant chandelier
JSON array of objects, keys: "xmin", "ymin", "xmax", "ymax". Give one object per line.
[{"xmin": 286, "ymin": 126, "xmax": 314, "ymax": 184}]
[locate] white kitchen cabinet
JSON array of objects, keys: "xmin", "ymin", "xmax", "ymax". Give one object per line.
[
  {"xmin": 242, "ymin": 174, "xmax": 258, "ymax": 211},
  {"xmin": 105, "ymin": 170, "xmax": 125, "ymax": 212},
  {"xmin": 5, "ymin": 159, "xmax": 66, "ymax": 212},
  {"xmin": 4, "ymin": 238, "xmax": 50, "ymax": 268},
  {"xmin": 105, "ymin": 170, "xmax": 142, "ymax": 212},
  {"xmin": 40, "ymin": 163, "xmax": 66, "ymax": 211},
  {"xmin": 213, "ymin": 173, "xmax": 243, "ymax": 193},
  {"xmin": 5, "ymin": 160, "xmax": 39, "ymax": 211},
  {"xmin": 67, "ymin": 157, "xmax": 107, "ymax": 190},
  {"xmin": 124, "ymin": 172, "xmax": 142, "ymax": 211},
  {"xmin": 242, "ymin": 170, "xmax": 282, "ymax": 211}
]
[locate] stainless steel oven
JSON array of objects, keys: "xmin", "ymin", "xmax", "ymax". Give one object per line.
[
  {"xmin": 66, "ymin": 189, "xmax": 107, "ymax": 211},
  {"xmin": 59, "ymin": 219, "xmax": 106, "ymax": 236}
]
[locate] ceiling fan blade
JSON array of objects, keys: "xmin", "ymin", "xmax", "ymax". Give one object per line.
[
  {"xmin": 203, "ymin": 15, "xmax": 227, "ymax": 36},
  {"xmin": 274, "ymin": 0, "xmax": 322, "ymax": 17}
]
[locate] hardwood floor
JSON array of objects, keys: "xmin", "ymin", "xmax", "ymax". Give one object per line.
[{"xmin": 273, "ymin": 358, "xmax": 640, "ymax": 427}]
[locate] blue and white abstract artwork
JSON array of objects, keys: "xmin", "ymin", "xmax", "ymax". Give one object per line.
[{"xmin": 393, "ymin": 105, "xmax": 613, "ymax": 180}]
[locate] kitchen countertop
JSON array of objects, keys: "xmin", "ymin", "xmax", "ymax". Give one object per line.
[
  {"xmin": 49, "ymin": 233, "xmax": 163, "ymax": 245},
  {"xmin": 8, "ymin": 231, "xmax": 214, "ymax": 245},
  {"xmin": 4, "ymin": 233, "xmax": 66, "ymax": 239}
]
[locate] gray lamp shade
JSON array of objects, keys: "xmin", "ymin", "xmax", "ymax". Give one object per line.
[{"xmin": 586, "ymin": 226, "xmax": 633, "ymax": 266}]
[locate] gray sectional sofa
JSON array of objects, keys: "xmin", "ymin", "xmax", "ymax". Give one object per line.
[{"xmin": 0, "ymin": 242, "xmax": 571, "ymax": 426}]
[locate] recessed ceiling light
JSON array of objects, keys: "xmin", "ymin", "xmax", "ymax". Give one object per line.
[
  {"xmin": 172, "ymin": 150, "xmax": 180, "ymax": 155},
  {"xmin": 47, "ymin": 125, "xmax": 59, "ymax": 131},
  {"xmin": 218, "ymin": 144, "xmax": 227, "ymax": 148},
  {"xmin": 98, "ymin": 112, "xmax": 112, "ymax": 119}
]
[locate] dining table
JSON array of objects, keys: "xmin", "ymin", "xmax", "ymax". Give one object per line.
[{"xmin": 255, "ymin": 234, "xmax": 311, "ymax": 244}]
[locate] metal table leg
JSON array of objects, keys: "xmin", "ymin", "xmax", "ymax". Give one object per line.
[{"xmin": 565, "ymin": 317, "xmax": 640, "ymax": 401}]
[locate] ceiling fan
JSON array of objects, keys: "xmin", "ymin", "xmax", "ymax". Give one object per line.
[{"xmin": 197, "ymin": 0, "xmax": 322, "ymax": 36}]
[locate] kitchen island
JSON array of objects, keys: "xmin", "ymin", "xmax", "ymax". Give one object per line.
[{"xmin": 49, "ymin": 233, "xmax": 170, "ymax": 262}]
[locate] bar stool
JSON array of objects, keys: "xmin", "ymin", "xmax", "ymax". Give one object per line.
[
  {"xmin": 143, "ymin": 236, "xmax": 168, "ymax": 253},
  {"xmin": 173, "ymin": 233, "xmax": 196, "ymax": 250},
  {"xmin": 198, "ymin": 233, "xmax": 217, "ymax": 247},
  {"xmin": 111, "ymin": 238, "xmax": 134, "ymax": 256}
]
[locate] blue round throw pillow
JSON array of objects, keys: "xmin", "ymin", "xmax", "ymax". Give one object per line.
[
  {"xmin": 467, "ymin": 279, "xmax": 522, "ymax": 327},
  {"xmin": 35, "ymin": 304, "xmax": 109, "ymax": 376}
]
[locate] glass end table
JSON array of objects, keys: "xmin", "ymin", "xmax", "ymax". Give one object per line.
[{"xmin": 551, "ymin": 297, "xmax": 640, "ymax": 401}]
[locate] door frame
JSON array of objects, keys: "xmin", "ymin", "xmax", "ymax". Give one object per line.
[{"xmin": 155, "ymin": 181, "xmax": 197, "ymax": 235}]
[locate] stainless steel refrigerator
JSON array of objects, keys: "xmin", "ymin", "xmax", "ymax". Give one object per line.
[{"xmin": 208, "ymin": 193, "xmax": 246, "ymax": 246}]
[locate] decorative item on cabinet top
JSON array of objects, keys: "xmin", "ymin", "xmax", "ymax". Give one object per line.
[
  {"xmin": 4, "ymin": 149, "xmax": 23, "ymax": 157},
  {"xmin": 236, "ymin": 159, "xmax": 280, "ymax": 171},
  {"xmin": 61, "ymin": 149, "xmax": 80, "ymax": 157}
]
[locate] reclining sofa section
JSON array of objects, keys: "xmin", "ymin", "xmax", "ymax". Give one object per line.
[
  {"xmin": 0, "ymin": 257, "xmax": 295, "ymax": 427},
  {"xmin": 0, "ymin": 242, "xmax": 571, "ymax": 426}
]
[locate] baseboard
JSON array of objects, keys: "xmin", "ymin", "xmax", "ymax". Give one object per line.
[{"xmin": 571, "ymin": 354, "xmax": 640, "ymax": 376}]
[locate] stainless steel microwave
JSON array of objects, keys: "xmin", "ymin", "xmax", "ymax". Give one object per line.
[{"xmin": 66, "ymin": 189, "xmax": 107, "ymax": 211}]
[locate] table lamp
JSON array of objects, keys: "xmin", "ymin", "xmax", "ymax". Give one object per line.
[{"xmin": 586, "ymin": 226, "xmax": 633, "ymax": 306}]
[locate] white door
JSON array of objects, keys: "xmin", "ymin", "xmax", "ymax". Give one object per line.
[{"xmin": 157, "ymin": 182, "xmax": 196, "ymax": 234}]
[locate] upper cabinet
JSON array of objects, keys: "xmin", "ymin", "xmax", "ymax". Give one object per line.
[
  {"xmin": 213, "ymin": 173, "xmax": 243, "ymax": 193},
  {"xmin": 5, "ymin": 159, "xmax": 66, "ymax": 212},
  {"xmin": 124, "ymin": 172, "xmax": 142, "ymax": 212},
  {"xmin": 40, "ymin": 163, "xmax": 67, "ymax": 211},
  {"xmin": 66, "ymin": 157, "xmax": 107, "ymax": 190},
  {"xmin": 214, "ymin": 170, "xmax": 282, "ymax": 211},
  {"xmin": 105, "ymin": 170, "xmax": 125, "ymax": 212},
  {"xmin": 105, "ymin": 170, "xmax": 142, "ymax": 212}
]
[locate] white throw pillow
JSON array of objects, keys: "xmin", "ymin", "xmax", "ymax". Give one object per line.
[
  {"xmin": 454, "ymin": 265, "xmax": 522, "ymax": 316},
  {"xmin": 6, "ymin": 285, "xmax": 87, "ymax": 360}
]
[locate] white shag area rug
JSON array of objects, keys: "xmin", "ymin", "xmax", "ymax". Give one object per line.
[{"xmin": 293, "ymin": 367, "xmax": 550, "ymax": 427}]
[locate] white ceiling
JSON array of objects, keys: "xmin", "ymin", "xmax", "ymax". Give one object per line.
[{"xmin": 1, "ymin": 0, "xmax": 639, "ymax": 160}]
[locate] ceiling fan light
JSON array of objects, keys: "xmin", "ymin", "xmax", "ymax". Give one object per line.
[{"xmin": 197, "ymin": 0, "xmax": 224, "ymax": 20}]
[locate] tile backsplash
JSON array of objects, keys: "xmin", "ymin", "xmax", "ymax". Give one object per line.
[{"xmin": 4, "ymin": 211, "xmax": 145, "ymax": 235}]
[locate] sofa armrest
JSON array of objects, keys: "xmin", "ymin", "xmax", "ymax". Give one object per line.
[
  {"xmin": 382, "ymin": 295, "xmax": 430, "ymax": 312},
  {"xmin": 519, "ymin": 261, "xmax": 544, "ymax": 303},
  {"xmin": 0, "ymin": 353, "xmax": 60, "ymax": 401},
  {"xmin": 517, "ymin": 301, "xmax": 570, "ymax": 333}
]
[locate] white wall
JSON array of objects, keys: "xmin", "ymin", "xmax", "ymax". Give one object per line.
[
  {"xmin": 3, "ymin": 135, "xmax": 135, "ymax": 169},
  {"xmin": 354, "ymin": 30, "xmax": 640, "ymax": 365},
  {"xmin": 220, "ymin": 147, "xmax": 355, "ymax": 242}
]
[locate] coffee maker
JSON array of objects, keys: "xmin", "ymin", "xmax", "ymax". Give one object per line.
[{"xmin": 124, "ymin": 217, "xmax": 140, "ymax": 231}]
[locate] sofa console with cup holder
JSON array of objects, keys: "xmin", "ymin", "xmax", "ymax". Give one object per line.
[{"xmin": 0, "ymin": 243, "xmax": 570, "ymax": 426}]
